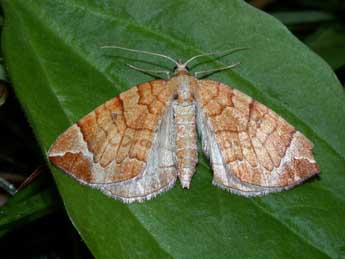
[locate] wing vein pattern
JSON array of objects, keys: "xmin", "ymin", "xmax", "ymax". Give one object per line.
[
  {"xmin": 195, "ymin": 79, "xmax": 319, "ymax": 196},
  {"xmin": 48, "ymin": 74, "xmax": 320, "ymax": 202},
  {"xmin": 49, "ymin": 79, "xmax": 177, "ymax": 202}
]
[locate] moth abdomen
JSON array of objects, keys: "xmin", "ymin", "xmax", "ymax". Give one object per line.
[{"xmin": 173, "ymin": 101, "xmax": 198, "ymax": 189}]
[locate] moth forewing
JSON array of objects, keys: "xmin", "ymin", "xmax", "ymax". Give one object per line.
[
  {"xmin": 195, "ymin": 79, "xmax": 319, "ymax": 192},
  {"xmin": 48, "ymin": 49, "xmax": 319, "ymax": 203}
]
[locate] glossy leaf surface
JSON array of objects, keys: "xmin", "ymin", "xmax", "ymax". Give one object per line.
[{"xmin": 2, "ymin": 0, "xmax": 345, "ymax": 258}]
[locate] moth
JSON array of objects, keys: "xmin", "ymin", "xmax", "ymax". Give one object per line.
[{"xmin": 48, "ymin": 46, "xmax": 319, "ymax": 203}]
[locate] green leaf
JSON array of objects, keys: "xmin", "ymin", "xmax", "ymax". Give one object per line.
[
  {"xmin": 0, "ymin": 176, "xmax": 60, "ymax": 237},
  {"xmin": 0, "ymin": 84, "xmax": 7, "ymax": 106},
  {"xmin": 2, "ymin": 0, "xmax": 345, "ymax": 258}
]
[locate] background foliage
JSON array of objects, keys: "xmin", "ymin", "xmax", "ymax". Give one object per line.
[{"xmin": 0, "ymin": 0, "xmax": 345, "ymax": 258}]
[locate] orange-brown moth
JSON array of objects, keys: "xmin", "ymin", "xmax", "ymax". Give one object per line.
[{"xmin": 48, "ymin": 46, "xmax": 319, "ymax": 203}]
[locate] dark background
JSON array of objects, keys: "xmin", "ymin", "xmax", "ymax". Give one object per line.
[{"xmin": 0, "ymin": 0, "xmax": 344, "ymax": 258}]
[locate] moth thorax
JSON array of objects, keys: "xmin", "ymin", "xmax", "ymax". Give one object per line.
[{"xmin": 176, "ymin": 75, "xmax": 194, "ymax": 103}]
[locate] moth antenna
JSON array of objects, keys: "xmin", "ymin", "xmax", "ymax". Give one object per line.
[
  {"xmin": 183, "ymin": 47, "xmax": 249, "ymax": 67},
  {"xmin": 101, "ymin": 45, "xmax": 179, "ymax": 66},
  {"xmin": 194, "ymin": 62, "xmax": 241, "ymax": 78},
  {"xmin": 126, "ymin": 64, "xmax": 171, "ymax": 79}
]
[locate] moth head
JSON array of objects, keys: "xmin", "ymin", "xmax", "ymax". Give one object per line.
[
  {"xmin": 101, "ymin": 45, "xmax": 248, "ymax": 78},
  {"xmin": 173, "ymin": 60, "xmax": 190, "ymax": 75}
]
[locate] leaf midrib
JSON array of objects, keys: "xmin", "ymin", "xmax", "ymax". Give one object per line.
[
  {"xmin": 57, "ymin": 0, "xmax": 345, "ymax": 162},
  {"xmin": 7, "ymin": 0, "xmax": 341, "ymax": 258},
  {"xmin": 6, "ymin": 1, "xmax": 174, "ymax": 257}
]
